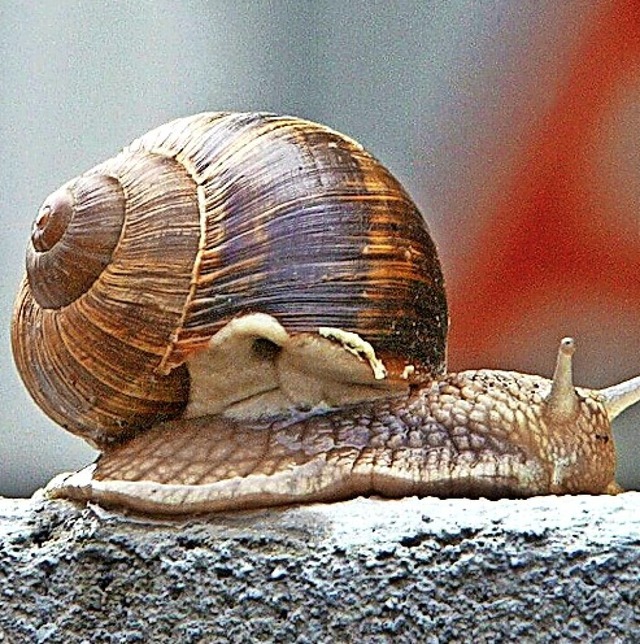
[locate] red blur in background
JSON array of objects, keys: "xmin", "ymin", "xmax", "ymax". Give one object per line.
[{"xmin": 444, "ymin": 0, "xmax": 640, "ymax": 385}]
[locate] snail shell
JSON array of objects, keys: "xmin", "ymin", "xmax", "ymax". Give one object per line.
[{"xmin": 11, "ymin": 112, "xmax": 447, "ymax": 448}]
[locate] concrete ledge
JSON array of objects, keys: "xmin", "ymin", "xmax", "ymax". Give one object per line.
[{"xmin": 1, "ymin": 492, "xmax": 639, "ymax": 642}]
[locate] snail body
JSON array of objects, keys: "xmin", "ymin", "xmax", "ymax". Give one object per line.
[{"xmin": 12, "ymin": 112, "xmax": 640, "ymax": 514}]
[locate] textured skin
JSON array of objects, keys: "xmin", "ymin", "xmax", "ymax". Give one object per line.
[{"xmin": 49, "ymin": 369, "xmax": 617, "ymax": 514}]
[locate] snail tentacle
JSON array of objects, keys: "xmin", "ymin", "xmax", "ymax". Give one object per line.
[
  {"xmin": 544, "ymin": 336, "xmax": 580, "ymax": 423},
  {"xmin": 600, "ymin": 376, "xmax": 640, "ymax": 420}
]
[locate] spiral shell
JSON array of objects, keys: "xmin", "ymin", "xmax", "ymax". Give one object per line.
[{"xmin": 11, "ymin": 112, "xmax": 447, "ymax": 447}]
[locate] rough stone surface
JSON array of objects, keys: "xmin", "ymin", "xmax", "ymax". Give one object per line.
[{"xmin": 0, "ymin": 492, "xmax": 639, "ymax": 643}]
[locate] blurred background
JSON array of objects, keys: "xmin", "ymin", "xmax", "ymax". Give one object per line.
[{"xmin": 1, "ymin": 1, "xmax": 638, "ymax": 496}]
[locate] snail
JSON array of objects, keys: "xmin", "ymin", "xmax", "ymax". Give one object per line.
[{"xmin": 11, "ymin": 111, "xmax": 640, "ymax": 515}]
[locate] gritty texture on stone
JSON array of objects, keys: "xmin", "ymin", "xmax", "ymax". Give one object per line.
[{"xmin": 0, "ymin": 493, "xmax": 639, "ymax": 643}]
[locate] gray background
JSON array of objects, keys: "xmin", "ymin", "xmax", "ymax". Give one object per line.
[{"xmin": 1, "ymin": 1, "xmax": 638, "ymax": 496}]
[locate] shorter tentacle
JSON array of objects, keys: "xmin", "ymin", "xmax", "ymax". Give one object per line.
[{"xmin": 600, "ymin": 376, "xmax": 640, "ymax": 420}]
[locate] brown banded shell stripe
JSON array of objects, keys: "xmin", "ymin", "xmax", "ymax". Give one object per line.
[
  {"xmin": 360, "ymin": 205, "xmax": 447, "ymax": 374},
  {"xmin": 202, "ymin": 115, "xmax": 443, "ymax": 372},
  {"xmin": 126, "ymin": 112, "xmax": 447, "ymax": 373},
  {"xmin": 81, "ymin": 152, "xmax": 201, "ymax": 357},
  {"xmin": 183, "ymin": 114, "xmax": 378, "ymax": 356},
  {"xmin": 11, "ymin": 281, "xmax": 189, "ymax": 446},
  {"xmin": 128, "ymin": 113, "xmax": 299, "ymax": 369},
  {"xmin": 11, "ymin": 151, "xmax": 201, "ymax": 442},
  {"xmin": 26, "ymin": 175, "xmax": 125, "ymax": 309},
  {"xmin": 128, "ymin": 113, "xmax": 350, "ymax": 360}
]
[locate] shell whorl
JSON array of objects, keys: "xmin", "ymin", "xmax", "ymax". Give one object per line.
[
  {"xmin": 13, "ymin": 152, "xmax": 199, "ymax": 446},
  {"xmin": 12, "ymin": 112, "xmax": 448, "ymax": 446},
  {"xmin": 26, "ymin": 175, "xmax": 125, "ymax": 309}
]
